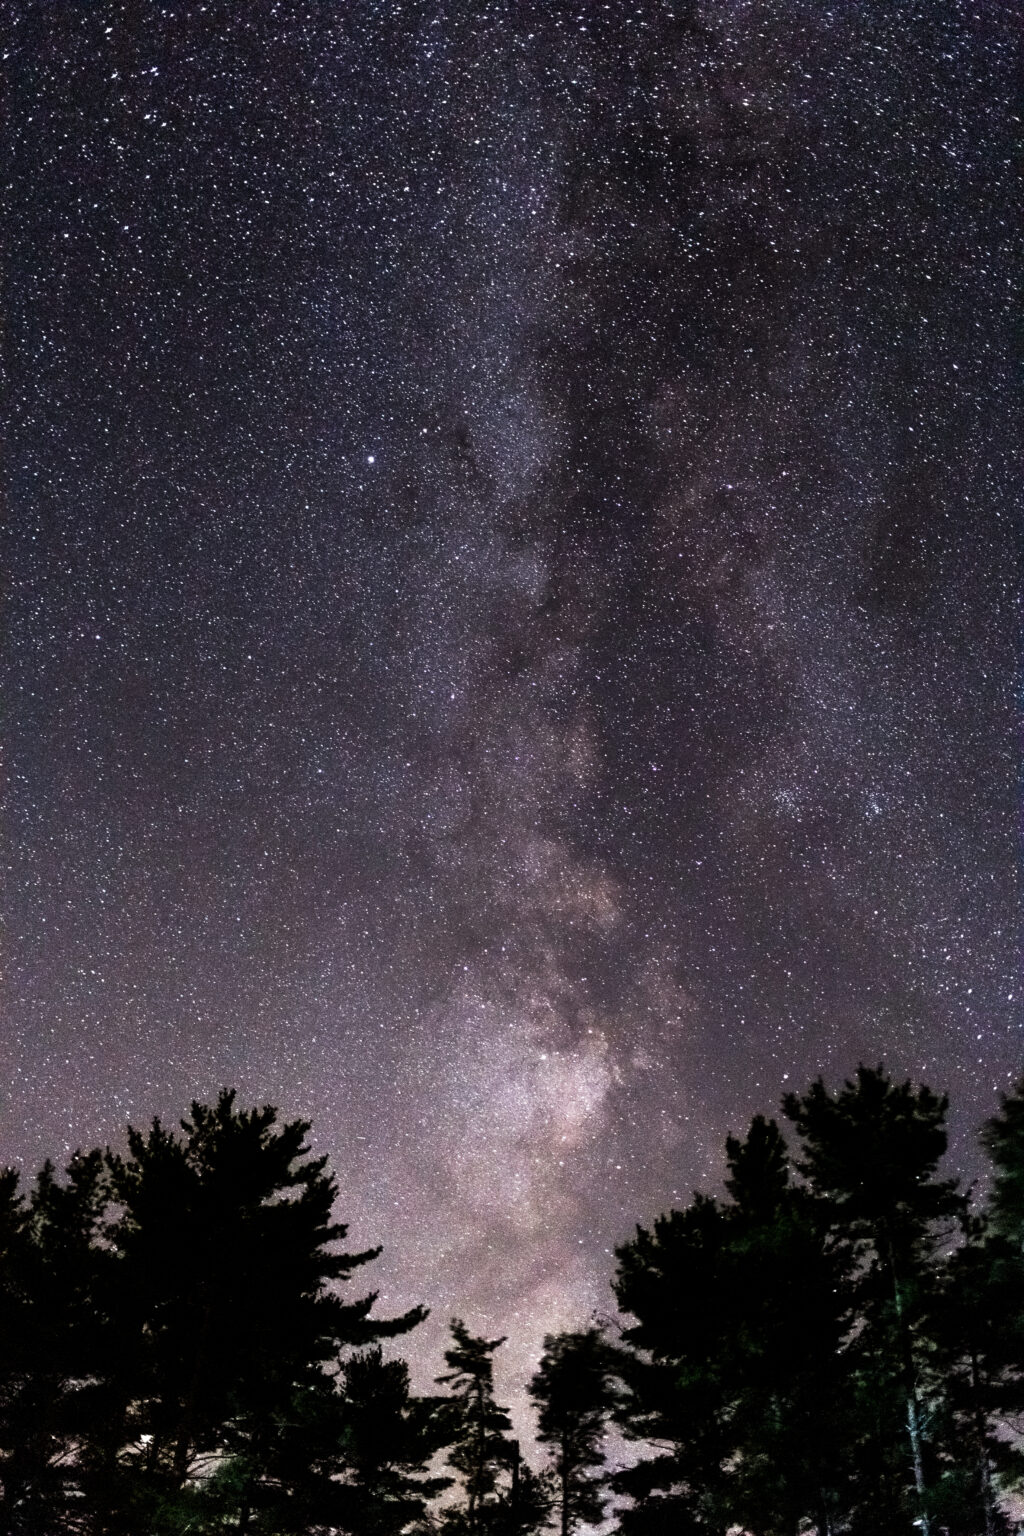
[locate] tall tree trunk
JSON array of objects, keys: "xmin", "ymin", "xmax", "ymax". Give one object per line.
[
  {"xmin": 560, "ymin": 1422, "xmax": 570, "ymax": 1536},
  {"xmin": 889, "ymin": 1257, "xmax": 930, "ymax": 1536},
  {"xmin": 904, "ymin": 1392, "xmax": 929, "ymax": 1535},
  {"xmin": 468, "ymin": 1377, "xmax": 483, "ymax": 1532},
  {"xmin": 816, "ymin": 1490, "xmax": 832, "ymax": 1536},
  {"xmin": 174, "ymin": 1297, "xmax": 215, "ymax": 1484},
  {"xmin": 968, "ymin": 1346, "xmax": 996, "ymax": 1536},
  {"xmin": 509, "ymin": 1438, "xmax": 520, "ymax": 1530}
]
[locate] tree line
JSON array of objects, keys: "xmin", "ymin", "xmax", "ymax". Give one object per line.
[{"xmin": 0, "ymin": 1066, "xmax": 1022, "ymax": 1535}]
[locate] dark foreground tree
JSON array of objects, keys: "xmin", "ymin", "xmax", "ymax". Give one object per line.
[
  {"xmin": 609, "ymin": 1070, "xmax": 995, "ymax": 1536},
  {"xmin": 529, "ymin": 1326, "xmax": 614, "ymax": 1535},
  {"xmin": 611, "ymin": 1118, "xmax": 852, "ymax": 1536},
  {"xmin": 0, "ymin": 1152, "xmax": 112, "ymax": 1534},
  {"xmin": 98, "ymin": 1090, "xmax": 429, "ymax": 1531},
  {"xmin": 318, "ymin": 1345, "xmax": 454, "ymax": 1533},
  {"xmin": 612, "ymin": 1191, "xmax": 736, "ymax": 1535},
  {"xmin": 0, "ymin": 1089, "xmax": 435, "ymax": 1534},
  {"xmin": 437, "ymin": 1319, "xmax": 517, "ymax": 1533},
  {"xmin": 923, "ymin": 1215, "xmax": 1009, "ymax": 1536},
  {"xmin": 720, "ymin": 1115, "xmax": 854, "ymax": 1536},
  {"xmin": 465, "ymin": 1445, "xmax": 554, "ymax": 1536},
  {"xmin": 982, "ymin": 1080, "xmax": 1024, "ymax": 1252},
  {"xmin": 784, "ymin": 1066, "xmax": 965, "ymax": 1536},
  {"xmin": 5, "ymin": 1070, "xmax": 1024, "ymax": 1534},
  {"xmin": 979, "ymin": 1079, "xmax": 1024, "ymax": 1504}
]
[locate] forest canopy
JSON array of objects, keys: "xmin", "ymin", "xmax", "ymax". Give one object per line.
[{"xmin": 0, "ymin": 1067, "xmax": 1022, "ymax": 1536}]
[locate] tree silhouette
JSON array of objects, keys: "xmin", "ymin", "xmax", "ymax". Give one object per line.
[
  {"xmin": 979, "ymin": 1079, "xmax": 1024, "ymax": 1505},
  {"xmin": 0, "ymin": 1072, "xmax": 1020, "ymax": 1534},
  {"xmin": 784, "ymin": 1065, "xmax": 964, "ymax": 1536},
  {"xmin": 101, "ymin": 1089, "xmax": 426, "ymax": 1530},
  {"xmin": 437, "ymin": 1319, "xmax": 515, "ymax": 1532},
  {"xmin": 983, "ymin": 1076, "xmax": 1024, "ymax": 1253},
  {"xmin": 331, "ymin": 1345, "xmax": 454, "ymax": 1532},
  {"xmin": 611, "ymin": 1118, "xmax": 853, "ymax": 1536},
  {"xmin": 612, "ymin": 1191, "xmax": 736, "ymax": 1534},
  {"xmin": 720, "ymin": 1116, "xmax": 855, "ymax": 1536},
  {"xmin": 609, "ymin": 1074, "xmax": 982, "ymax": 1536},
  {"xmin": 922, "ymin": 1214, "xmax": 1010, "ymax": 1536},
  {"xmin": 0, "ymin": 1151, "xmax": 112, "ymax": 1535},
  {"xmin": 529, "ymin": 1327, "xmax": 614, "ymax": 1535}
]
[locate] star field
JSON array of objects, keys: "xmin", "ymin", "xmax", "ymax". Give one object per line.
[{"xmin": 5, "ymin": 0, "xmax": 1020, "ymax": 1430}]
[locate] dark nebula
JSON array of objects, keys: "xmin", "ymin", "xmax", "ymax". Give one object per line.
[{"xmin": 5, "ymin": 0, "xmax": 1020, "ymax": 1424}]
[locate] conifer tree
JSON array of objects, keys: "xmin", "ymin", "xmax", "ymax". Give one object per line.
[
  {"xmin": 784, "ymin": 1065, "xmax": 964, "ymax": 1536},
  {"xmin": 101, "ymin": 1089, "xmax": 426, "ymax": 1530},
  {"xmin": 437, "ymin": 1319, "xmax": 515, "ymax": 1532},
  {"xmin": 982, "ymin": 1077, "xmax": 1024, "ymax": 1253},
  {"xmin": 611, "ymin": 1118, "xmax": 853, "ymax": 1536},
  {"xmin": 331, "ymin": 1345, "xmax": 455, "ymax": 1533},
  {"xmin": 979, "ymin": 1079, "xmax": 1024, "ymax": 1503},
  {"xmin": 0, "ymin": 1152, "xmax": 113, "ymax": 1534},
  {"xmin": 721, "ymin": 1116, "xmax": 854, "ymax": 1536},
  {"xmin": 529, "ymin": 1327, "xmax": 614, "ymax": 1535},
  {"xmin": 477, "ymin": 1446, "xmax": 554, "ymax": 1536},
  {"xmin": 612, "ymin": 1192, "xmax": 736, "ymax": 1534},
  {"xmin": 924, "ymin": 1215, "xmax": 1009, "ymax": 1536},
  {"xmin": 0, "ymin": 1168, "xmax": 31, "ymax": 1530}
]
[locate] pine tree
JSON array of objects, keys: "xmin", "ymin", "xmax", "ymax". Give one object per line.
[
  {"xmin": 611, "ymin": 1193, "xmax": 736, "ymax": 1535},
  {"xmin": 721, "ymin": 1116, "xmax": 854, "ymax": 1536},
  {"xmin": 982, "ymin": 1079, "xmax": 1024, "ymax": 1251},
  {"xmin": 978, "ymin": 1079, "xmax": 1024, "ymax": 1505},
  {"xmin": 0, "ymin": 1167, "xmax": 31, "ymax": 1529},
  {"xmin": 0, "ymin": 1151, "xmax": 113, "ymax": 1534},
  {"xmin": 784, "ymin": 1065, "xmax": 964, "ymax": 1536},
  {"xmin": 437, "ymin": 1319, "xmax": 515, "ymax": 1532},
  {"xmin": 101, "ymin": 1089, "xmax": 426, "ymax": 1530},
  {"xmin": 331, "ymin": 1346, "xmax": 455, "ymax": 1533},
  {"xmin": 924, "ymin": 1216, "xmax": 1009, "ymax": 1536},
  {"xmin": 483, "ymin": 1446, "xmax": 554, "ymax": 1535},
  {"xmin": 529, "ymin": 1327, "xmax": 614, "ymax": 1535},
  {"xmin": 611, "ymin": 1118, "xmax": 853, "ymax": 1536}
]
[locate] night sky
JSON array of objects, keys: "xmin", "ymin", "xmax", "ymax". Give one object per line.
[{"xmin": 6, "ymin": 0, "xmax": 1021, "ymax": 1430}]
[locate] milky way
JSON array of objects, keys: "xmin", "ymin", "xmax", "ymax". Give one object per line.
[{"xmin": 6, "ymin": 1, "xmax": 1020, "ymax": 1430}]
